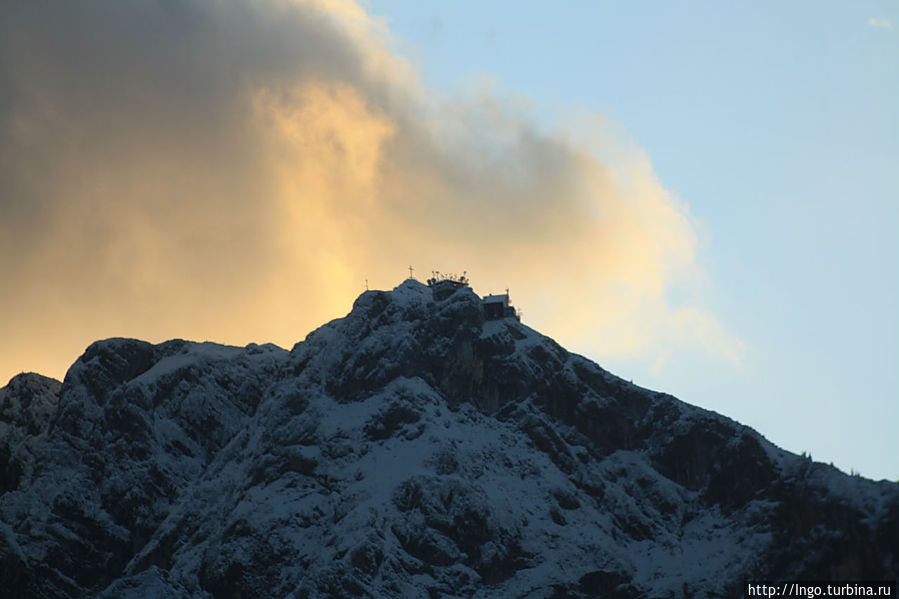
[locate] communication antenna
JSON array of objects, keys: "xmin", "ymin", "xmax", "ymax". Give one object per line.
[{"xmin": 365, "ymin": 278, "xmax": 369, "ymax": 291}]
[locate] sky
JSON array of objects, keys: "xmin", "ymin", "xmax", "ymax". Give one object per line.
[{"xmin": 0, "ymin": 1, "xmax": 896, "ymax": 480}]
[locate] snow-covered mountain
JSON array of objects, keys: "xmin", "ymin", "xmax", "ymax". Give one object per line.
[{"xmin": 1, "ymin": 280, "xmax": 897, "ymax": 598}]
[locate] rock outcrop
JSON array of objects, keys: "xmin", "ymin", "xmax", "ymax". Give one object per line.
[{"xmin": 1, "ymin": 281, "xmax": 896, "ymax": 598}]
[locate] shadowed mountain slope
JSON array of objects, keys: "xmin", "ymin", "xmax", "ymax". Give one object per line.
[{"xmin": 1, "ymin": 280, "xmax": 896, "ymax": 598}]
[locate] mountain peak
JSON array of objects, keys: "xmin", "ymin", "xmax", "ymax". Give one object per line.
[
  {"xmin": 1, "ymin": 280, "xmax": 897, "ymax": 597},
  {"xmin": 350, "ymin": 276, "xmax": 480, "ymax": 318}
]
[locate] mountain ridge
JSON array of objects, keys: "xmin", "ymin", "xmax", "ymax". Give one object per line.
[{"xmin": 1, "ymin": 280, "xmax": 896, "ymax": 598}]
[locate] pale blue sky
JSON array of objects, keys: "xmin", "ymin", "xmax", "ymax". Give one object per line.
[{"xmin": 369, "ymin": 1, "xmax": 898, "ymax": 480}]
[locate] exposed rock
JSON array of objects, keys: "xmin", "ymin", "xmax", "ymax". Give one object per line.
[{"xmin": 1, "ymin": 280, "xmax": 896, "ymax": 598}]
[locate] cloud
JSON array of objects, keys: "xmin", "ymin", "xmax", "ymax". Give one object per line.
[
  {"xmin": 0, "ymin": 0, "xmax": 741, "ymax": 384},
  {"xmin": 867, "ymin": 17, "xmax": 893, "ymax": 30}
]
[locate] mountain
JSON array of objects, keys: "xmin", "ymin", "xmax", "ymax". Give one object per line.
[{"xmin": 1, "ymin": 280, "xmax": 897, "ymax": 598}]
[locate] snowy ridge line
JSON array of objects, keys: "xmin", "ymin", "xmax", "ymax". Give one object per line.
[{"xmin": 1, "ymin": 279, "xmax": 897, "ymax": 598}]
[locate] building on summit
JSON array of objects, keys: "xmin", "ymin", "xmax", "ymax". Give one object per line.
[
  {"xmin": 426, "ymin": 271, "xmax": 470, "ymax": 301},
  {"xmin": 483, "ymin": 292, "xmax": 519, "ymax": 321},
  {"xmin": 425, "ymin": 270, "xmax": 519, "ymax": 320}
]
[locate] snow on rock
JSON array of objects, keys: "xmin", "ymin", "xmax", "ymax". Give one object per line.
[{"xmin": 1, "ymin": 280, "xmax": 897, "ymax": 598}]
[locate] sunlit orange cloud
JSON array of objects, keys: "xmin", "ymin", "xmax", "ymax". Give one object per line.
[{"xmin": 0, "ymin": 0, "xmax": 742, "ymax": 385}]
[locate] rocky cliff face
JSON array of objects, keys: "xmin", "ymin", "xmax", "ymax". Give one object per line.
[{"xmin": 1, "ymin": 280, "xmax": 897, "ymax": 598}]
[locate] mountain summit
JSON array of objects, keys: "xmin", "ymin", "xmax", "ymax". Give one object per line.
[{"xmin": 1, "ymin": 280, "xmax": 897, "ymax": 597}]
